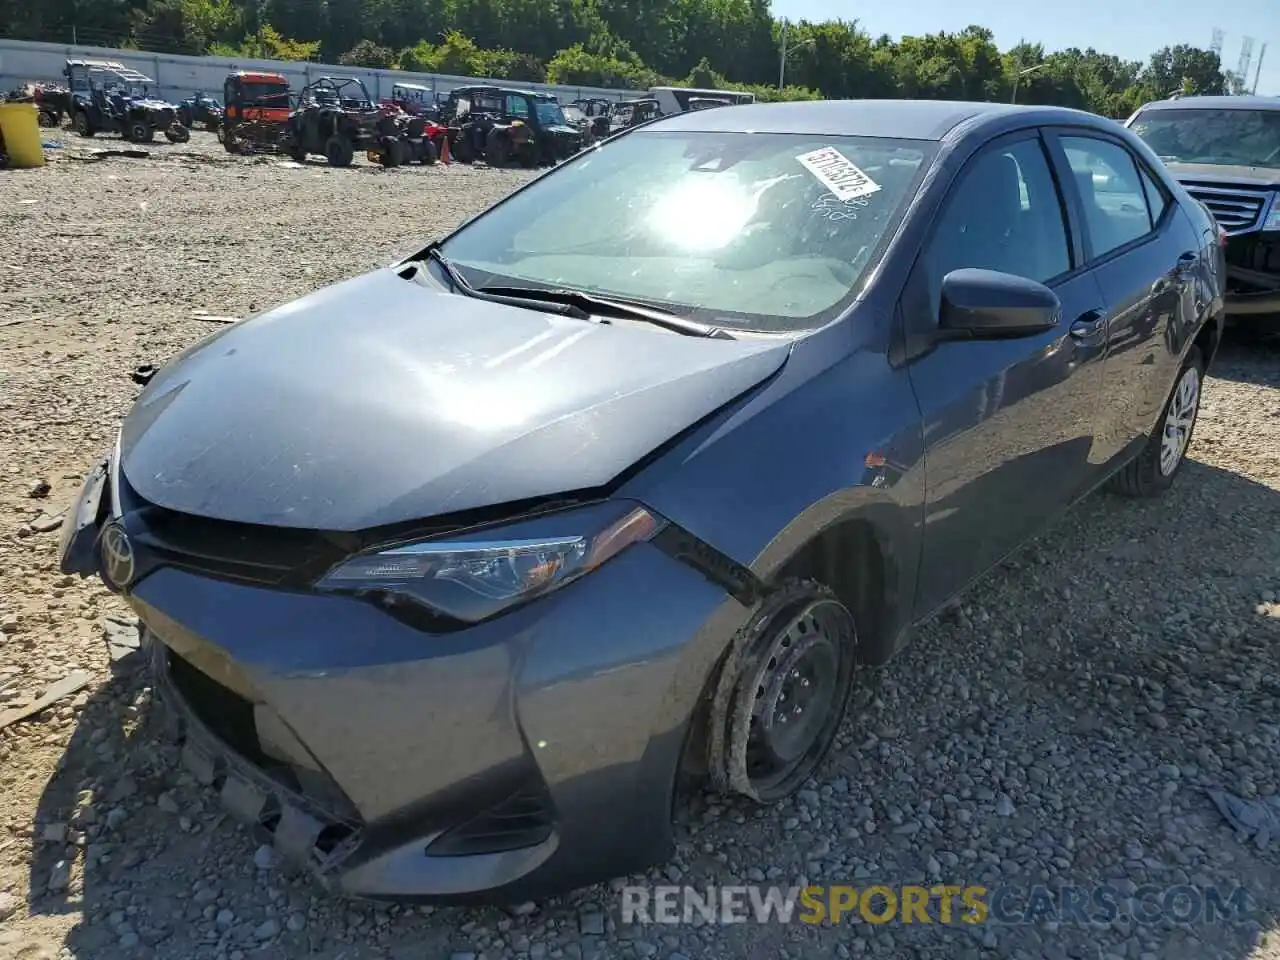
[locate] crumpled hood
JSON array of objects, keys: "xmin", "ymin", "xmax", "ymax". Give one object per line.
[
  {"xmin": 1166, "ymin": 162, "xmax": 1280, "ymax": 189},
  {"xmin": 119, "ymin": 269, "xmax": 790, "ymax": 530}
]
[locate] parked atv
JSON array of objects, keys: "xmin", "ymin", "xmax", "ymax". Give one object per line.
[
  {"xmin": 64, "ymin": 59, "xmax": 189, "ymax": 144},
  {"xmin": 178, "ymin": 91, "xmax": 223, "ymax": 132},
  {"xmin": 365, "ymin": 106, "xmax": 446, "ymax": 166},
  {"xmin": 3, "ymin": 83, "xmax": 69, "ymax": 127},
  {"xmin": 281, "ymin": 77, "xmax": 398, "ymax": 167},
  {"xmin": 33, "ymin": 83, "xmax": 71, "ymax": 127}
]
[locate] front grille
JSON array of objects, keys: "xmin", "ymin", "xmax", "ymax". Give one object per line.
[
  {"xmin": 1183, "ymin": 183, "xmax": 1268, "ymax": 233},
  {"xmin": 119, "ymin": 472, "xmax": 349, "ymax": 587},
  {"xmin": 426, "ymin": 784, "xmax": 555, "ymax": 856}
]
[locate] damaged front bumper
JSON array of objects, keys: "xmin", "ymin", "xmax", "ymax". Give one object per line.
[
  {"xmin": 57, "ymin": 450, "xmax": 742, "ymax": 902},
  {"xmin": 1224, "ymin": 230, "xmax": 1280, "ymax": 320}
]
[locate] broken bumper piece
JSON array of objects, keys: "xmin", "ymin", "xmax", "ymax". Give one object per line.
[{"xmin": 152, "ymin": 642, "xmax": 359, "ymax": 888}]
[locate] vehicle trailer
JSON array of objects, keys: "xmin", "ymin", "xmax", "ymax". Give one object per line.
[{"xmin": 648, "ymin": 86, "xmax": 755, "ymax": 116}]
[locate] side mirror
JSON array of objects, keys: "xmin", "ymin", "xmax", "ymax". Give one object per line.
[{"xmin": 939, "ymin": 268, "xmax": 1060, "ymax": 339}]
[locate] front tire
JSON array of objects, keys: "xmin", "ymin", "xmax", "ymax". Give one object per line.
[
  {"xmin": 73, "ymin": 111, "xmax": 93, "ymax": 137},
  {"xmin": 1106, "ymin": 346, "xmax": 1205, "ymax": 498},
  {"xmin": 324, "ymin": 135, "xmax": 353, "ymax": 167},
  {"xmin": 704, "ymin": 580, "xmax": 858, "ymax": 803}
]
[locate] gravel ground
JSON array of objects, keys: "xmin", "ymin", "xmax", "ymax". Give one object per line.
[{"xmin": 3, "ymin": 129, "xmax": 1280, "ymax": 960}]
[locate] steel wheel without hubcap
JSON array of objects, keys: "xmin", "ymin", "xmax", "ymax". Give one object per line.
[
  {"xmin": 732, "ymin": 596, "xmax": 855, "ymax": 800},
  {"xmin": 1159, "ymin": 365, "xmax": 1200, "ymax": 477}
]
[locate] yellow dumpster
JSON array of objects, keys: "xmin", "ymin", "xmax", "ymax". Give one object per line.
[{"xmin": 0, "ymin": 102, "xmax": 46, "ymax": 169}]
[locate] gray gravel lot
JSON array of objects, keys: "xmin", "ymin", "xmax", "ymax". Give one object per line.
[{"xmin": 2, "ymin": 130, "xmax": 1280, "ymax": 960}]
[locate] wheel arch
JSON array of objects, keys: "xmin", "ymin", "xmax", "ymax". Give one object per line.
[
  {"xmin": 1192, "ymin": 309, "xmax": 1224, "ymax": 373},
  {"xmin": 666, "ymin": 493, "xmax": 916, "ymax": 797}
]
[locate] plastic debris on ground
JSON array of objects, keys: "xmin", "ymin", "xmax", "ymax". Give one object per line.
[{"xmin": 1207, "ymin": 788, "xmax": 1280, "ymax": 851}]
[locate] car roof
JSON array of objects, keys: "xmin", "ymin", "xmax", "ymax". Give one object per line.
[
  {"xmin": 234, "ymin": 72, "xmax": 287, "ymax": 82},
  {"xmin": 643, "ymin": 98, "xmax": 1106, "ymax": 141},
  {"xmin": 1134, "ymin": 94, "xmax": 1280, "ymax": 112}
]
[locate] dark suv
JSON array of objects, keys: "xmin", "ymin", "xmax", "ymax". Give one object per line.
[{"xmin": 1127, "ymin": 95, "xmax": 1280, "ymax": 332}]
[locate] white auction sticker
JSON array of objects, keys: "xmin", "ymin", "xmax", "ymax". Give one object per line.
[{"xmin": 795, "ymin": 147, "xmax": 882, "ymax": 202}]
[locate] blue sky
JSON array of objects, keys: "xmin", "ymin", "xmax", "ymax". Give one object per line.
[{"xmin": 772, "ymin": 0, "xmax": 1280, "ymax": 96}]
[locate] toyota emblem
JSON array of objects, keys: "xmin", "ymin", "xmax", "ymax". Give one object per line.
[{"xmin": 99, "ymin": 521, "xmax": 136, "ymax": 591}]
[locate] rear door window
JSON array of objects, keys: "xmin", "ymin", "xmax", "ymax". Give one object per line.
[{"xmin": 1060, "ymin": 136, "xmax": 1155, "ymax": 259}]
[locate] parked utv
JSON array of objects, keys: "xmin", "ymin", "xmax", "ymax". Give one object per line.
[
  {"xmin": 442, "ymin": 85, "xmax": 584, "ymax": 167},
  {"xmin": 64, "ymin": 59, "xmax": 189, "ymax": 143},
  {"xmin": 570, "ymin": 97, "xmax": 615, "ymax": 139},
  {"xmin": 220, "ymin": 71, "xmax": 291, "ymax": 154},
  {"xmin": 178, "ymin": 91, "xmax": 223, "ymax": 131},
  {"xmin": 609, "ymin": 96, "xmax": 664, "ymax": 133},
  {"xmin": 282, "ymin": 77, "xmax": 400, "ymax": 167}
]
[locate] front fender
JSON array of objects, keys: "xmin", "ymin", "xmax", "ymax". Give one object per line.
[{"xmin": 622, "ymin": 319, "xmax": 928, "ymax": 732}]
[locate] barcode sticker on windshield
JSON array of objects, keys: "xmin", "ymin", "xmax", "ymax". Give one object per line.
[{"xmin": 795, "ymin": 147, "xmax": 882, "ymax": 202}]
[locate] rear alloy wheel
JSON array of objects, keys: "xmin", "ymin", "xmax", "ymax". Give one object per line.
[
  {"xmin": 1107, "ymin": 346, "xmax": 1205, "ymax": 497},
  {"xmin": 709, "ymin": 580, "xmax": 857, "ymax": 803}
]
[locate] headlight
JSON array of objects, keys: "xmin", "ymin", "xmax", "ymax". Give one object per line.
[
  {"xmin": 1263, "ymin": 199, "xmax": 1280, "ymax": 231},
  {"xmin": 315, "ymin": 501, "xmax": 665, "ymax": 623}
]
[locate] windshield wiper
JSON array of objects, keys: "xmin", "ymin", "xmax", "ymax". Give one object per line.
[
  {"xmin": 421, "ymin": 245, "xmax": 591, "ymax": 320},
  {"xmin": 476, "ymin": 285, "xmax": 736, "ymax": 339}
]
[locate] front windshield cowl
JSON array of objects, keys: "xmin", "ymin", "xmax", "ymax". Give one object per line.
[{"xmin": 435, "ymin": 130, "xmax": 936, "ymax": 334}]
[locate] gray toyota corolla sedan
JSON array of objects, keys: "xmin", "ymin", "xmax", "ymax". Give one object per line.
[{"xmin": 59, "ymin": 98, "xmax": 1225, "ymax": 903}]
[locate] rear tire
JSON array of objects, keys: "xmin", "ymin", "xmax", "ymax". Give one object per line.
[
  {"xmin": 487, "ymin": 132, "xmax": 509, "ymax": 168},
  {"xmin": 1106, "ymin": 346, "xmax": 1204, "ymax": 498},
  {"xmin": 129, "ymin": 120, "xmax": 153, "ymax": 143}
]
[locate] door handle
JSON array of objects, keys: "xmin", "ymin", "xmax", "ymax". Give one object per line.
[
  {"xmin": 1174, "ymin": 252, "xmax": 1197, "ymax": 276},
  {"xmin": 1069, "ymin": 309, "xmax": 1107, "ymax": 340}
]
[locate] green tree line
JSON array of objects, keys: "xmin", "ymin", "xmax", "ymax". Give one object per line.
[{"xmin": 1, "ymin": 0, "xmax": 1248, "ymax": 115}]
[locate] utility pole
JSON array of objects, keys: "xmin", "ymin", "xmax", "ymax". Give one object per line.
[
  {"xmin": 777, "ymin": 21, "xmax": 814, "ymax": 91},
  {"xmin": 1253, "ymin": 43, "xmax": 1267, "ymax": 95},
  {"xmin": 779, "ymin": 20, "xmax": 787, "ymax": 91}
]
